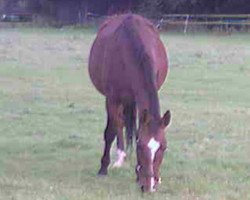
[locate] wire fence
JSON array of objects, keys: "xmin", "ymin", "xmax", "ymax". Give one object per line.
[
  {"xmin": 158, "ymin": 14, "xmax": 250, "ymax": 33},
  {"xmin": 157, "ymin": 14, "xmax": 250, "ymax": 33},
  {"xmin": 1, "ymin": 12, "xmax": 250, "ymax": 33}
]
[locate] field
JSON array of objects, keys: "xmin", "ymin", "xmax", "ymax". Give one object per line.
[{"xmin": 0, "ymin": 27, "xmax": 250, "ymax": 200}]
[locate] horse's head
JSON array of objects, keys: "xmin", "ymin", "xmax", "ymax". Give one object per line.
[{"xmin": 136, "ymin": 110, "xmax": 171, "ymax": 192}]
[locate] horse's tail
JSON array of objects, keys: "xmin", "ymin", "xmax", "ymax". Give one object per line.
[{"xmin": 123, "ymin": 101, "xmax": 136, "ymax": 152}]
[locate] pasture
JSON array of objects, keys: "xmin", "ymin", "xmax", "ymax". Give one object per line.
[{"xmin": 0, "ymin": 27, "xmax": 249, "ymax": 200}]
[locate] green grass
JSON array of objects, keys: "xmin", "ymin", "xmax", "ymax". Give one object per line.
[{"xmin": 0, "ymin": 28, "xmax": 249, "ymax": 200}]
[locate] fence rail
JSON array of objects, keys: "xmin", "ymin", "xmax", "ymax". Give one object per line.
[
  {"xmin": 164, "ymin": 21, "xmax": 250, "ymax": 25},
  {"xmin": 159, "ymin": 14, "xmax": 250, "ymax": 32},
  {"xmin": 163, "ymin": 14, "xmax": 250, "ymax": 18}
]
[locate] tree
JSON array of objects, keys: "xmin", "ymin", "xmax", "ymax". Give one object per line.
[{"xmin": 137, "ymin": 0, "xmax": 163, "ymax": 17}]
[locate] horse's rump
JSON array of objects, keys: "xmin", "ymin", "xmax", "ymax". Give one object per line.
[{"xmin": 88, "ymin": 14, "xmax": 169, "ymax": 97}]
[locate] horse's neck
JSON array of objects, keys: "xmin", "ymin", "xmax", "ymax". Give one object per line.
[{"xmin": 137, "ymin": 87, "xmax": 161, "ymax": 121}]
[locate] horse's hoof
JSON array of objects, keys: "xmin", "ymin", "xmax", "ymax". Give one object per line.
[
  {"xmin": 112, "ymin": 161, "xmax": 123, "ymax": 168},
  {"xmin": 97, "ymin": 169, "xmax": 107, "ymax": 176},
  {"xmin": 112, "ymin": 163, "xmax": 121, "ymax": 168}
]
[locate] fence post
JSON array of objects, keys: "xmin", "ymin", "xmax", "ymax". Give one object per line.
[{"xmin": 184, "ymin": 14, "xmax": 190, "ymax": 34}]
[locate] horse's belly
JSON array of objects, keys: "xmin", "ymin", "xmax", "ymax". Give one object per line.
[
  {"xmin": 89, "ymin": 60, "xmax": 132, "ymax": 97},
  {"xmin": 89, "ymin": 50, "xmax": 168, "ymax": 96},
  {"xmin": 89, "ymin": 36, "xmax": 134, "ymax": 96},
  {"xmin": 149, "ymin": 39, "xmax": 169, "ymax": 90},
  {"xmin": 88, "ymin": 38, "xmax": 108, "ymax": 95}
]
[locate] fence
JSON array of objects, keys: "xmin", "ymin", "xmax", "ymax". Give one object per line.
[
  {"xmin": 1, "ymin": 12, "xmax": 250, "ymax": 32},
  {"xmin": 158, "ymin": 14, "xmax": 250, "ymax": 33}
]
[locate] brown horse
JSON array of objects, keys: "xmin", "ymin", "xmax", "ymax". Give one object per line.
[{"xmin": 88, "ymin": 14, "xmax": 171, "ymax": 192}]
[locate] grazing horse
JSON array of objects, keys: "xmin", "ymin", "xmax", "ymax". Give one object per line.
[{"xmin": 88, "ymin": 14, "xmax": 171, "ymax": 192}]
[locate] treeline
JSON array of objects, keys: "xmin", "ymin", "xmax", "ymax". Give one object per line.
[
  {"xmin": 138, "ymin": 0, "xmax": 250, "ymax": 17},
  {"xmin": 0, "ymin": 0, "xmax": 249, "ymax": 24}
]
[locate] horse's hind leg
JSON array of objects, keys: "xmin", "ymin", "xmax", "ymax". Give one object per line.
[
  {"xmin": 124, "ymin": 101, "xmax": 136, "ymax": 153},
  {"xmin": 98, "ymin": 99, "xmax": 123, "ymax": 175},
  {"xmin": 113, "ymin": 101, "xmax": 136, "ymax": 167},
  {"xmin": 113, "ymin": 105, "xmax": 126, "ymax": 168}
]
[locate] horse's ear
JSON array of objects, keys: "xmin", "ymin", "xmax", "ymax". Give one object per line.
[
  {"xmin": 141, "ymin": 109, "xmax": 151, "ymax": 126},
  {"xmin": 161, "ymin": 110, "xmax": 171, "ymax": 128}
]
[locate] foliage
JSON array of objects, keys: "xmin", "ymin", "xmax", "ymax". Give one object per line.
[
  {"xmin": 137, "ymin": 0, "xmax": 164, "ymax": 18},
  {"xmin": 0, "ymin": 0, "xmax": 249, "ymax": 18},
  {"xmin": 137, "ymin": 0, "xmax": 250, "ymax": 16}
]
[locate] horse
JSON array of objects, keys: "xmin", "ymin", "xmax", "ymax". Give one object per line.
[{"xmin": 88, "ymin": 14, "xmax": 171, "ymax": 192}]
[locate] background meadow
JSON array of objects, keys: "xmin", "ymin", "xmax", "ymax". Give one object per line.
[{"xmin": 0, "ymin": 28, "xmax": 249, "ymax": 200}]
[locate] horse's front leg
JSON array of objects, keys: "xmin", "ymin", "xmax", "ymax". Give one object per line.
[{"xmin": 98, "ymin": 99, "xmax": 123, "ymax": 175}]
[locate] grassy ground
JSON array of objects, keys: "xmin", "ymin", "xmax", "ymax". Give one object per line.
[{"xmin": 0, "ymin": 27, "xmax": 249, "ymax": 200}]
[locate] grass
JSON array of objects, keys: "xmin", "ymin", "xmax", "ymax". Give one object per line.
[{"xmin": 0, "ymin": 27, "xmax": 249, "ymax": 200}]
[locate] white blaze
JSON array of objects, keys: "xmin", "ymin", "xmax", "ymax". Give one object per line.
[
  {"xmin": 147, "ymin": 137, "xmax": 160, "ymax": 192},
  {"xmin": 147, "ymin": 138, "xmax": 160, "ymax": 161}
]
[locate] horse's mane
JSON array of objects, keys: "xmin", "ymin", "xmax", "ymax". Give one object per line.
[
  {"xmin": 117, "ymin": 14, "xmax": 161, "ymax": 120},
  {"xmin": 97, "ymin": 14, "xmax": 161, "ymax": 121}
]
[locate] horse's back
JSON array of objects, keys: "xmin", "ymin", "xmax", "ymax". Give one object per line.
[{"xmin": 88, "ymin": 14, "xmax": 168, "ymax": 96}]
